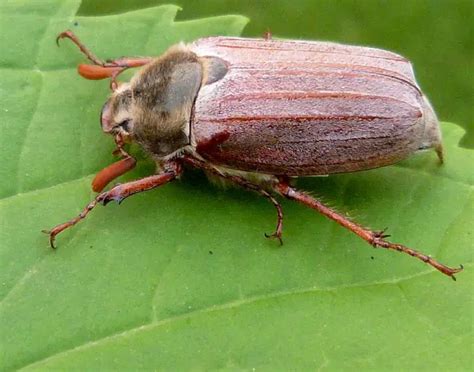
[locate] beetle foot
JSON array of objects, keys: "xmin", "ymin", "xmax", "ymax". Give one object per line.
[
  {"xmin": 41, "ymin": 228, "xmax": 59, "ymax": 249},
  {"xmin": 55, "ymin": 30, "xmax": 74, "ymax": 47},
  {"xmin": 55, "ymin": 29, "xmax": 105, "ymax": 66},
  {"xmin": 370, "ymin": 234, "xmax": 464, "ymax": 279},
  {"xmin": 264, "ymin": 231, "xmax": 283, "ymax": 246},
  {"xmin": 97, "ymin": 187, "xmax": 124, "ymax": 205},
  {"xmin": 41, "ymin": 220, "xmax": 78, "ymax": 249}
]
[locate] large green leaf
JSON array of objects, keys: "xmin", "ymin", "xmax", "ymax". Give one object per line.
[{"xmin": 0, "ymin": 1, "xmax": 472, "ymax": 370}]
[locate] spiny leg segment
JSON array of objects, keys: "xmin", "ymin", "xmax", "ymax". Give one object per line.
[
  {"xmin": 274, "ymin": 178, "xmax": 463, "ymax": 279},
  {"xmin": 92, "ymin": 134, "xmax": 138, "ymax": 193},
  {"xmin": 56, "ymin": 30, "xmax": 104, "ymax": 65},
  {"xmin": 56, "ymin": 30, "xmax": 152, "ymax": 89},
  {"xmin": 43, "ymin": 162, "xmax": 182, "ymax": 248}
]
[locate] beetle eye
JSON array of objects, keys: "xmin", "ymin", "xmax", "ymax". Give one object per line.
[{"xmin": 117, "ymin": 119, "xmax": 130, "ymax": 133}]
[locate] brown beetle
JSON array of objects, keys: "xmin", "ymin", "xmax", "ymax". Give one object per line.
[{"xmin": 44, "ymin": 30, "xmax": 463, "ymax": 279}]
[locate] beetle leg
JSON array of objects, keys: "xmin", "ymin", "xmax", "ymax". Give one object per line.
[
  {"xmin": 225, "ymin": 177, "xmax": 284, "ymax": 244},
  {"xmin": 43, "ymin": 162, "xmax": 182, "ymax": 249},
  {"xmin": 182, "ymin": 156, "xmax": 283, "ymax": 244},
  {"xmin": 106, "ymin": 58, "xmax": 154, "ymax": 90},
  {"xmin": 250, "ymin": 187, "xmax": 283, "ymax": 245},
  {"xmin": 57, "ymin": 30, "xmax": 153, "ymax": 67},
  {"xmin": 275, "ymin": 178, "xmax": 463, "ymax": 279},
  {"xmin": 373, "ymin": 227, "xmax": 391, "ymax": 239},
  {"xmin": 57, "ymin": 30, "xmax": 152, "ymax": 89},
  {"xmin": 57, "ymin": 30, "xmax": 106, "ymax": 66}
]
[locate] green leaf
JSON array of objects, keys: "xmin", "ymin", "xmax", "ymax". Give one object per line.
[{"xmin": 0, "ymin": 1, "xmax": 471, "ymax": 370}]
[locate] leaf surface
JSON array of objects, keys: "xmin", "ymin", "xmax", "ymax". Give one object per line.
[{"xmin": 0, "ymin": 2, "xmax": 472, "ymax": 371}]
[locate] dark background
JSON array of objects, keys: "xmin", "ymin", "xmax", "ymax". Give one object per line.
[{"xmin": 79, "ymin": 0, "xmax": 473, "ymax": 147}]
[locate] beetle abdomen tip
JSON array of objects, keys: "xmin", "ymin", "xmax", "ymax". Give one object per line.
[{"xmin": 418, "ymin": 95, "xmax": 443, "ymax": 161}]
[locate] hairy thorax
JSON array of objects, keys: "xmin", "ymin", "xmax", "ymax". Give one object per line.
[{"xmin": 130, "ymin": 45, "xmax": 203, "ymax": 158}]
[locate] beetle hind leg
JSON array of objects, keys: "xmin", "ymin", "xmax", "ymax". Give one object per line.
[
  {"xmin": 274, "ymin": 178, "xmax": 463, "ymax": 279},
  {"xmin": 42, "ymin": 199, "xmax": 99, "ymax": 249}
]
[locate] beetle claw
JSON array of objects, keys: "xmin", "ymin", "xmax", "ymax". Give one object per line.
[
  {"xmin": 450, "ymin": 265, "xmax": 465, "ymax": 281},
  {"xmin": 97, "ymin": 189, "xmax": 124, "ymax": 206},
  {"xmin": 55, "ymin": 30, "xmax": 72, "ymax": 47},
  {"xmin": 264, "ymin": 232, "xmax": 283, "ymax": 246},
  {"xmin": 373, "ymin": 228, "xmax": 391, "ymax": 239},
  {"xmin": 41, "ymin": 229, "xmax": 57, "ymax": 249}
]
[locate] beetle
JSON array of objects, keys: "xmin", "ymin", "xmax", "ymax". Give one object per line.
[{"xmin": 44, "ymin": 30, "xmax": 463, "ymax": 279}]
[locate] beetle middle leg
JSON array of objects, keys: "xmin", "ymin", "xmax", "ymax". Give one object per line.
[
  {"xmin": 274, "ymin": 178, "xmax": 463, "ymax": 279},
  {"xmin": 43, "ymin": 162, "xmax": 182, "ymax": 249},
  {"xmin": 183, "ymin": 156, "xmax": 283, "ymax": 244}
]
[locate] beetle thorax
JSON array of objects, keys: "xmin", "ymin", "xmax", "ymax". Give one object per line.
[
  {"xmin": 130, "ymin": 46, "xmax": 203, "ymax": 158},
  {"xmin": 101, "ymin": 45, "xmax": 204, "ymax": 159}
]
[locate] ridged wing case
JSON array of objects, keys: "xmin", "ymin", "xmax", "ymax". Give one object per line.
[{"xmin": 190, "ymin": 37, "xmax": 440, "ymax": 175}]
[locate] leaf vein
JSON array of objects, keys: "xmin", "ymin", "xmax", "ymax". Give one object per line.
[{"xmin": 19, "ymin": 263, "xmax": 472, "ymax": 370}]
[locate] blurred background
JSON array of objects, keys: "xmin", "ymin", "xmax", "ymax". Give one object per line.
[{"xmin": 79, "ymin": 0, "xmax": 473, "ymax": 147}]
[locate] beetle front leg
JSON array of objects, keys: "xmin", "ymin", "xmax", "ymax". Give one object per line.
[
  {"xmin": 57, "ymin": 30, "xmax": 153, "ymax": 67},
  {"xmin": 56, "ymin": 30, "xmax": 105, "ymax": 65},
  {"xmin": 57, "ymin": 30, "xmax": 152, "ymax": 89},
  {"xmin": 275, "ymin": 179, "xmax": 463, "ymax": 279},
  {"xmin": 244, "ymin": 184, "xmax": 283, "ymax": 245},
  {"xmin": 43, "ymin": 163, "xmax": 182, "ymax": 248}
]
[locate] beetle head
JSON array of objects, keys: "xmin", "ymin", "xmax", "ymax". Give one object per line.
[
  {"xmin": 100, "ymin": 83, "xmax": 134, "ymax": 142},
  {"xmin": 99, "ymin": 47, "xmax": 210, "ymax": 159}
]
